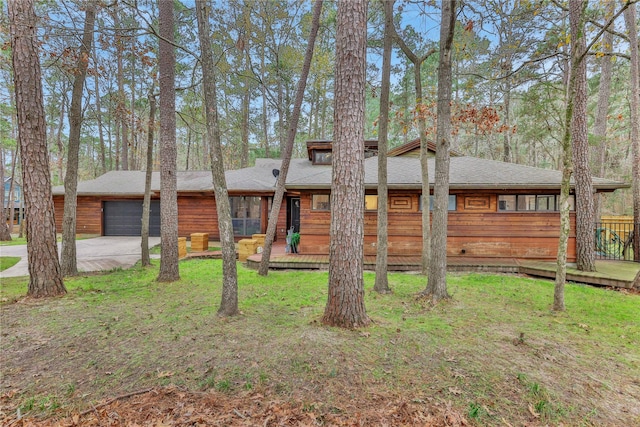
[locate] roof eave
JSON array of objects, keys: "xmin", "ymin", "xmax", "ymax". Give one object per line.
[{"xmin": 291, "ymin": 183, "xmax": 629, "ymax": 192}]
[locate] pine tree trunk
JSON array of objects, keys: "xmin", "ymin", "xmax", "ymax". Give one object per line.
[
  {"xmin": 392, "ymin": 21, "xmax": 437, "ymax": 278},
  {"xmin": 258, "ymin": 0, "xmax": 323, "ymax": 277},
  {"xmin": 555, "ymin": 164, "xmax": 572, "ymax": 311},
  {"xmin": 423, "ymin": 0, "xmax": 456, "ymax": 302},
  {"xmin": 555, "ymin": 0, "xmax": 586, "ymax": 311},
  {"xmin": 623, "ymin": 6, "xmax": 640, "ymax": 262},
  {"xmin": 93, "ymin": 48, "xmax": 107, "ymax": 175},
  {"xmin": 185, "ymin": 128, "xmax": 191, "ymax": 170},
  {"xmin": 7, "ymin": 147, "xmax": 18, "ymax": 235},
  {"xmin": 115, "ymin": 108, "xmax": 121, "ymax": 170},
  {"xmin": 115, "ymin": 3, "xmax": 129, "ymax": 171},
  {"xmin": 555, "ymin": 45, "xmax": 574, "ymax": 311},
  {"xmin": 141, "ymin": 93, "xmax": 156, "ymax": 267},
  {"xmin": 322, "ymin": 0, "xmax": 370, "ymax": 329},
  {"xmin": 261, "ymin": 48, "xmax": 270, "ymax": 158},
  {"xmin": 241, "ymin": 49, "xmax": 251, "ymax": 168},
  {"xmin": 55, "ymin": 94, "xmax": 66, "ymax": 182},
  {"xmin": 320, "ymin": 79, "xmax": 329, "ymax": 138},
  {"xmin": 277, "ymin": 81, "xmax": 285, "ymax": 155},
  {"xmin": 593, "ymin": 1, "xmax": 614, "ymax": 219},
  {"xmin": 418, "ymin": 71, "xmax": 431, "ymax": 277},
  {"xmin": 130, "ymin": 51, "xmax": 137, "ymax": 170},
  {"xmin": 374, "ymin": 0, "xmax": 393, "ymax": 294},
  {"xmin": 571, "ymin": 0, "xmax": 596, "ymax": 272},
  {"xmin": 196, "ymin": 0, "xmax": 239, "ymax": 316},
  {"xmin": 0, "ymin": 148, "xmax": 11, "ymax": 241},
  {"xmin": 502, "ymin": 75, "xmax": 511, "ymax": 163},
  {"xmin": 9, "ymin": 0, "xmax": 66, "ymax": 297},
  {"xmin": 61, "ymin": 4, "xmax": 96, "ymax": 276},
  {"xmin": 157, "ymin": 0, "xmax": 180, "ymax": 282}
]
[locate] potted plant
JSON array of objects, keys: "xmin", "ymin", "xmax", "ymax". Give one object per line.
[{"xmin": 290, "ymin": 232, "xmax": 300, "ymax": 253}]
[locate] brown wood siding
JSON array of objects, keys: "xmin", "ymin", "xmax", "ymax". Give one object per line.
[
  {"xmin": 177, "ymin": 195, "xmax": 218, "ymax": 238},
  {"xmin": 53, "ymin": 195, "xmax": 103, "ymax": 235},
  {"xmin": 59, "ymin": 193, "xmax": 285, "ymax": 242},
  {"xmin": 446, "ymin": 212, "xmax": 576, "ymax": 260},
  {"xmin": 178, "ymin": 195, "xmax": 286, "ymax": 241},
  {"xmin": 298, "ymin": 193, "xmax": 330, "ymax": 253},
  {"xmin": 64, "ymin": 190, "xmax": 576, "ymax": 260},
  {"xmin": 276, "ymin": 198, "xmax": 287, "ymax": 241},
  {"xmin": 53, "ymin": 195, "xmax": 63, "ymax": 232},
  {"xmin": 299, "ymin": 190, "xmax": 577, "ymax": 261}
]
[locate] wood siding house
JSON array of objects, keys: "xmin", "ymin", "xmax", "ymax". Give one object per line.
[
  {"xmin": 52, "ymin": 166, "xmax": 290, "ymax": 242},
  {"xmin": 52, "ymin": 140, "xmax": 627, "ymax": 262}
]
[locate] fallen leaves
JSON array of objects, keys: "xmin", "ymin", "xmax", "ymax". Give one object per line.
[
  {"xmin": 156, "ymin": 371, "xmax": 175, "ymax": 379},
  {"xmin": 448, "ymin": 387, "xmax": 463, "ymax": 396},
  {"xmin": 2, "ymin": 386, "xmax": 469, "ymax": 427},
  {"xmin": 578, "ymin": 323, "xmax": 591, "ymax": 332},
  {"xmin": 528, "ymin": 403, "xmax": 540, "ymax": 418}
]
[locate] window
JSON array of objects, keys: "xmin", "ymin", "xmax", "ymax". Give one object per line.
[
  {"xmin": 536, "ymin": 195, "xmax": 555, "ymax": 211},
  {"xmin": 312, "ymin": 194, "xmax": 330, "ymax": 210},
  {"xmin": 230, "ymin": 196, "xmax": 262, "ymax": 236},
  {"xmin": 517, "ymin": 195, "xmax": 537, "ymax": 211},
  {"xmin": 419, "ymin": 195, "xmax": 457, "ymax": 211},
  {"xmin": 498, "ymin": 195, "xmax": 516, "ymax": 211},
  {"xmin": 498, "ymin": 194, "xmax": 574, "ymax": 212},
  {"xmin": 365, "ymin": 195, "xmax": 378, "ymax": 211},
  {"xmin": 313, "ymin": 150, "xmax": 332, "ymax": 165}
]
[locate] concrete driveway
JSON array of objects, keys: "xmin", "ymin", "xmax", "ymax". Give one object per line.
[{"xmin": 0, "ymin": 236, "xmax": 161, "ymax": 278}]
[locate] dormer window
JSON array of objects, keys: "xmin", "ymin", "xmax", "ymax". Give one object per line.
[
  {"xmin": 306, "ymin": 139, "xmax": 378, "ymax": 165},
  {"xmin": 313, "ymin": 150, "xmax": 332, "ymax": 165}
]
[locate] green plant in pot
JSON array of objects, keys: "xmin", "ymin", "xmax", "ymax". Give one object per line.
[{"xmin": 290, "ymin": 232, "xmax": 300, "ymax": 253}]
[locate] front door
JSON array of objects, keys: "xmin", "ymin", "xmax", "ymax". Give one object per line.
[{"xmin": 288, "ymin": 197, "xmax": 300, "ymax": 233}]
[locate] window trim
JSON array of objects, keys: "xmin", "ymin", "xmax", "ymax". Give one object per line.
[
  {"xmin": 364, "ymin": 195, "xmax": 378, "ymax": 211},
  {"xmin": 311, "ymin": 194, "xmax": 331, "ymax": 211},
  {"xmin": 312, "ymin": 150, "xmax": 332, "ymax": 165},
  {"xmin": 230, "ymin": 196, "xmax": 262, "ymax": 236},
  {"xmin": 498, "ymin": 194, "xmax": 575, "ymax": 212}
]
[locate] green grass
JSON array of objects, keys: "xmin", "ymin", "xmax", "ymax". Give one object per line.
[
  {"xmin": 0, "ymin": 234, "xmax": 94, "ymax": 247},
  {"xmin": 0, "ymin": 256, "xmax": 20, "ymax": 271},
  {"xmin": 0, "ymin": 236, "xmax": 28, "ymax": 246},
  {"xmin": 149, "ymin": 244, "xmax": 221, "ymax": 254},
  {"xmin": 1, "ymin": 260, "xmax": 638, "ymax": 425}
]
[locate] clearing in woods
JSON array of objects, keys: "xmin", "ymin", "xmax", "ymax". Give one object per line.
[{"xmin": 1, "ymin": 259, "xmax": 638, "ymax": 425}]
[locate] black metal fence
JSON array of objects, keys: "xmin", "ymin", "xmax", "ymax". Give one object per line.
[{"xmin": 594, "ymin": 221, "xmax": 638, "ymax": 262}]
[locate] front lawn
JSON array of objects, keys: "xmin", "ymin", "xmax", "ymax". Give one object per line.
[
  {"xmin": 0, "ymin": 256, "xmax": 20, "ymax": 271},
  {"xmin": 149, "ymin": 243, "xmax": 222, "ymax": 255},
  {"xmin": 0, "ymin": 236, "xmax": 27, "ymax": 246},
  {"xmin": 1, "ymin": 260, "xmax": 638, "ymax": 425}
]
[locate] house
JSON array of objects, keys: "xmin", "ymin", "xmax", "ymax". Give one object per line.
[
  {"xmin": 387, "ymin": 138, "xmax": 462, "ymax": 157},
  {"xmin": 51, "ymin": 139, "xmax": 627, "ymax": 262},
  {"xmin": 3, "ymin": 177, "xmax": 21, "ymax": 208}
]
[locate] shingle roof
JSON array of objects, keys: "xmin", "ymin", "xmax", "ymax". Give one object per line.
[
  {"xmin": 286, "ymin": 156, "xmax": 627, "ymax": 191},
  {"xmin": 51, "ymin": 159, "xmax": 326, "ymax": 196},
  {"xmin": 52, "ymin": 156, "xmax": 627, "ymax": 196}
]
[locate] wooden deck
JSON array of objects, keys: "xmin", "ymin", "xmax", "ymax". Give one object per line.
[
  {"xmin": 243, "ymin": 243, "xmax": 639, "ymax": 289},
  {"xmin": 186, "ymin": 242, "xmax": 639, "ymax": 289}
]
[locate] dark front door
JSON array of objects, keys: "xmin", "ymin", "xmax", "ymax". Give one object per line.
[
  {"xmin": 288, "ymin": 197, "xmax": 300, "ymax": 233},
  {"xmin": 103, "ymin": 200, "xmax": 161, "ymax": 236}
]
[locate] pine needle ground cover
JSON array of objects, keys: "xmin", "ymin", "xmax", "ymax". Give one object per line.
[{"xmin": 1, "ymin": 259, "xmax": 638, "ymax": 425}]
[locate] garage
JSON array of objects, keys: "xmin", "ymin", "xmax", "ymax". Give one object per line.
[{"xmin": 103, "ymin": 200, "xmax": 161, "ymax": 236}]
